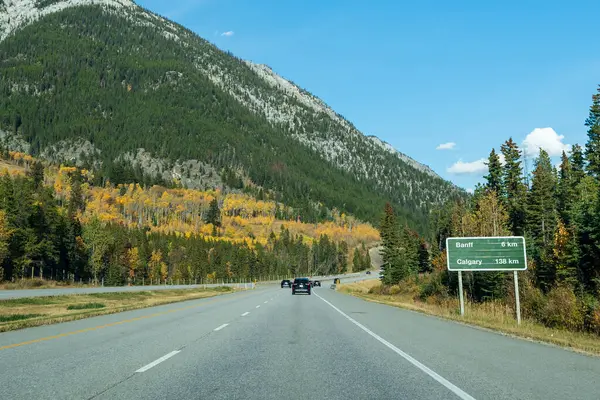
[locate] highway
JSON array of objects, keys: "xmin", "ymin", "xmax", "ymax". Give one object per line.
[
  {"xmin": 0, "ymin": 273, "xmax": 373, "ymax": 299},
  {"xmin": 1, "ymin": 283, "xmax": 599, "ymax": 400}
]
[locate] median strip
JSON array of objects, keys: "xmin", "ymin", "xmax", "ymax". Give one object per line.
[
  {"xmin": 136, "ymin": 350, "xmax": 181, "ymax": 373},
  {"xmin": 0, "ymin": 287, "xmax": 236, "ymax": 334}
]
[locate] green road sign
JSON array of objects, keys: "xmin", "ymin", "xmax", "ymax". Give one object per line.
[{"xmin": 446, "ymin": 236, "xmax": 527, "ymax": 271}]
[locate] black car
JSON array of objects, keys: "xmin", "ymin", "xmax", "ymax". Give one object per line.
[
  {"xmin": 366, "ymin": 271, "xmax": 371, "ymax": 275},
  {"xmin": 281, "ymin": 279, "xmax": 291, "ymax": 288},
  {"xmin": 292, "ymin": 278, "xmax": 311, "ymax": 295},
  {"xmin": 312, "ymin": 280, "xmax": 321, "ymax": 287}
]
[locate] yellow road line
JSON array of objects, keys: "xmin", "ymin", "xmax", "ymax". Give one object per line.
[{"xmin": 0, "ymin": 290, "xmax": 257, "ymax": 351}]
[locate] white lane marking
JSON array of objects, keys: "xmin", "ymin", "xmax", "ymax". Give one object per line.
[
  {"xmin": 256, "ymin": 305, "xmax": 261, "ymax": 308},
  {"xmin": 264, "ymin": 301, "xmax": 268, "ymax": 304},
  {"xmin": 315, "ymin": 293, "xmax": 476, "ymax": 400},
  {"xmin": 214, "ymin": 323, "xmax": 229, "ymax": 331},
  {"xmin": 241, "ymin": 312, "xmax": 250, "ymax": 317},
  {"xmin": 136, "ymin": 350, "xmax": 180, "ymax": 373}
]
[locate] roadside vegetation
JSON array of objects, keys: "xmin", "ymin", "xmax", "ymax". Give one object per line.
[
  {"xmin": 0, "ymin": 286, "xmax": 233, "ymax": 332},
  {"xmin": 340, "ymin": 279, "xmax": 600, "ymax": 355},
  {"xmin": 369, "ymin": 86, "xmax": 600, "ymax": 354}
]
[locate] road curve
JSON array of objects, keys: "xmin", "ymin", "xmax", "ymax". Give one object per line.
[{"xmin": 1, "ymin": 284, "xmax": 598, "ymax": 399}]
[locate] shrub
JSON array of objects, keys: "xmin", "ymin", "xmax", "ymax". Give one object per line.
[
  {"xmin": 581, "ymin": 294, "xmax": 600, "ymax": 335},
  {"xmin": 66, "ymin": 303, "xmax": 106, "ymax": 310},
  {"xmin": 541, "ymin": 285, "xmax": 584, "ymax": 331},
  {"xmin": 0, "ymin": 313, "xmax": 43, "ymax": 322},
  {"xmin": 419, "ymin": 272, "xmax": 448, "ymax": 302}
]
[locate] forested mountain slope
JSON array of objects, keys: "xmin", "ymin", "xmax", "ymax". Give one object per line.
[{"xmin": 0, "ymin": 0, "xmax": 466, "ymax": 231}]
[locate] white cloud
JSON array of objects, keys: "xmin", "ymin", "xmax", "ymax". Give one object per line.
[
  {"xmin": 522, "ymin": 127, "xmax": 570, "ymax": 157},
  {"xmin": 436, "ymin": 142, "xmax": 456, "ymax": 150},
  {"xmin": 447, "ymin": 158, "xmax": 488, "ymax": 175},
  {"xmin": 221, "ymin": 31, "xmax": 234, "ymax": 37},
  {"xmin": 498, "ymin": 152, "xmax": 506, "ymax": 165},
  {"xmin": 466, "ymin": 188, "xmax": 474, "ymax": 194}
]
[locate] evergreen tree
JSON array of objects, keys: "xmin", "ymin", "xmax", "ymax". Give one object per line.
[
  {"xmin": 556, "ymin": 151, "xmax": 575, "ymax": 224},
  {"xmin": 205, "ymin": 198, "xmax": 221, "ymax": 227},
  {"xmin": 28, "ymin": 161, "xmax": 45, "ymax": 189},
  {"xmin": 379, "ymin": 203, "xmax": 400, "ymax": 284},
  {"xmin": 500, "ymin": 138, "xmax": 527, "ymax": 235},
  {"xmin": 417, "ymin": 239, "xmax": 431, "ymax": 273},
  {"xmin": 584, "ymin": 85, "xmax": 600, "ymax": 179},
  {"xmin": 484, "ymin": 148, "xmax": 503, "ymax": 195},
  {"xmin": 352, "ymin": 248, "xmax": 362, "ymax": 272},
  {"xmin": 527, "ymin": 149, "xmax": 558, "ymax": 290},
  {"xmin": 570, "ymin": 144, "xmax": 586, "ymax": 186}
]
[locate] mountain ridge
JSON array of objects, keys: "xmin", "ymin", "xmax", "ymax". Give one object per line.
[{"xmin": 0, "ymin": 0, "xmax": 466, "ymax": 230}]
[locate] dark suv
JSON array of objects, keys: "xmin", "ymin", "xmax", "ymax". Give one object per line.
[
  {"xmin": 292, "ymin": 278, "xmax": 311, "ymax": 295},
  {"xmin": 281, "ymin": 279, "xmax": 291, "ymax": 288}
]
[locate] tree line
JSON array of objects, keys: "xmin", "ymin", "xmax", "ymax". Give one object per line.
[
  {"xmin": 0, "ymin": 164, "xmax": 370, "ymax": 284},
  {"xmin": 380, "ymin": 85, "xmax": 600, "ymax": 334}
]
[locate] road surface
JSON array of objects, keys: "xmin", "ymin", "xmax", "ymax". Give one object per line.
[
  {"xmin": 1, "ymin": 283, "xmax": 598, "ymax": 399},
  {"xmin": 0, "ymin": 273, "xmax": 373, "ymax": 299}
]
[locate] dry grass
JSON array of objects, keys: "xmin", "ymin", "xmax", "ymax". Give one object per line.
[
  {"xmin": 339, "ymin": 280, "xmax": 600, "ymax": 356},
  {"xmin": 0, "ymin": 278, "xmax": 94, "ymax": 290},
  {"xmin": 0, "ymin": 286, "xmax": 235, "ymax": 332}
]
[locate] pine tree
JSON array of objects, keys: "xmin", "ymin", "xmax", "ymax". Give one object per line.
[
  {"xmin": 417, "ymin": 239, "xmax": 431, "ymax": 273},
  {"xmin": 28, "ymin": 161, "xmax": 45, "ymax": 189},
  {"xmin": 501, "ymin": 138, "xmax": 527, "ymax": 235},
  {"xmin": 352, "ymin": 248, "xmax": 362, "ymax": 272},
  {"xmin": 484, "ymin": 148, "xmax": 503, "ymax": 195},
  {"xmin": 379, "ymin": 203, "xmax": 400, "ymax": 284},
  {"xmin": 205, "ymin": 198, "xmax": 221, "ymax": 227},
  {"xmin": 557, "ymin": 151, "xmax": 575, "ymax": 224},
  {"xmin": 552, "ymin": 221, "xmax": 579, "ymax": 287},
  {"xmin": 570, "ymin": 144, "xmax": 586, "ymax": 186},
  {"xmin": 584, "ymin": 85, "xmax": 600, "ymax": 179},
  {"xmin": 527, "ymin": 149, "xmax": 558, "ymax": 290}
]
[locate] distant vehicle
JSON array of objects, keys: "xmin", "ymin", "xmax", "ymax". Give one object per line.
[
  {"xmin": 292, "ymin": 277, "xmax": 311, "ymax": 295},
  {"xmin": 281, "ymin": 279, "xmax": 291, "ymax": 288},
  {"xmin": 366, "ymin": 271, "xmax": 371, "ymax": 275},
  {"xmin": 313, "ymin": 280, "xmax": 321, "ymax": 287}
]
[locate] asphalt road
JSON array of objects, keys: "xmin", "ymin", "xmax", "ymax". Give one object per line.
[
  {"xmin": 0, "ymin": 272, "xmax": 373, "ymax": 299},
  {"xmin": 2, "ymin": 283, "xmax": 598, "ymax": 400}
]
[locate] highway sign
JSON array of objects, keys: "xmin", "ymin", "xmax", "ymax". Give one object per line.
[{"xmin": 446, "ymin": 236, "xmax": 527, "ymax": 272}]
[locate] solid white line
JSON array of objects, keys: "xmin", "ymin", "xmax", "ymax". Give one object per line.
[
  {"xmin": 314, "ymin": 293, "xmax": 476, "ymax": 400},
  {"xmin": 256, "ymin": 305, "xmax": 261, "ymax": 308},
  {"xmin": 214, "ymin": 323, "xmax": 229, "ymax": 331},
  {"xmin": 241, "ymin": 312, "xmax": 250, "ymax": 316},
  {"xmin": 136, "ymin": 350, "xmax": 180, "ymax": 373}
]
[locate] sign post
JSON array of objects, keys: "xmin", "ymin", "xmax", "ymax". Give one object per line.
[
  {"xmin": 446, "ymin": 236, "xmax": 527, "ymax": 324},
  {"xmin": 458, "ymin": 271, "xmax": 464, "ymax": 316}
]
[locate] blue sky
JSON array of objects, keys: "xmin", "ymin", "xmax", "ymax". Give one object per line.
[{"xmin": 138, "ymin": 0, "xmax": 600, "ymax": 191}]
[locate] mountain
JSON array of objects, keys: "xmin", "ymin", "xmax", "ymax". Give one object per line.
[{"xmin": 0, "ymin": 0, "xmax": 466, "ymax": 231}]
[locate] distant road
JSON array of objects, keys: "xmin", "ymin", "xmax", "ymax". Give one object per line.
[
  {"xmin": 1, "ymin": 283, "xmax": 600, "ymax": 399},
  {"xmin": 0, "ymin": 273, "xmax": 376, "ymax": 299}
]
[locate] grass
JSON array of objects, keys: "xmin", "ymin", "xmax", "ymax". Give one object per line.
[
  {"xmin": 0, "ymin": 313, "xmax": 43, "ymax": 322},
  {"xmin": 66, "ymin": 302, "xmax": 106, "ymax": 310},
  {"xmin": 338, "ymin": 280, "xmax": 600, "ymax": 356},
  {"xmin": 0, "ymin": 278, "xmax": 93, "ymax": 290},
  {"xmin": 0, "ymin": 286, "xmax": 235, "ymax": 332}
]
